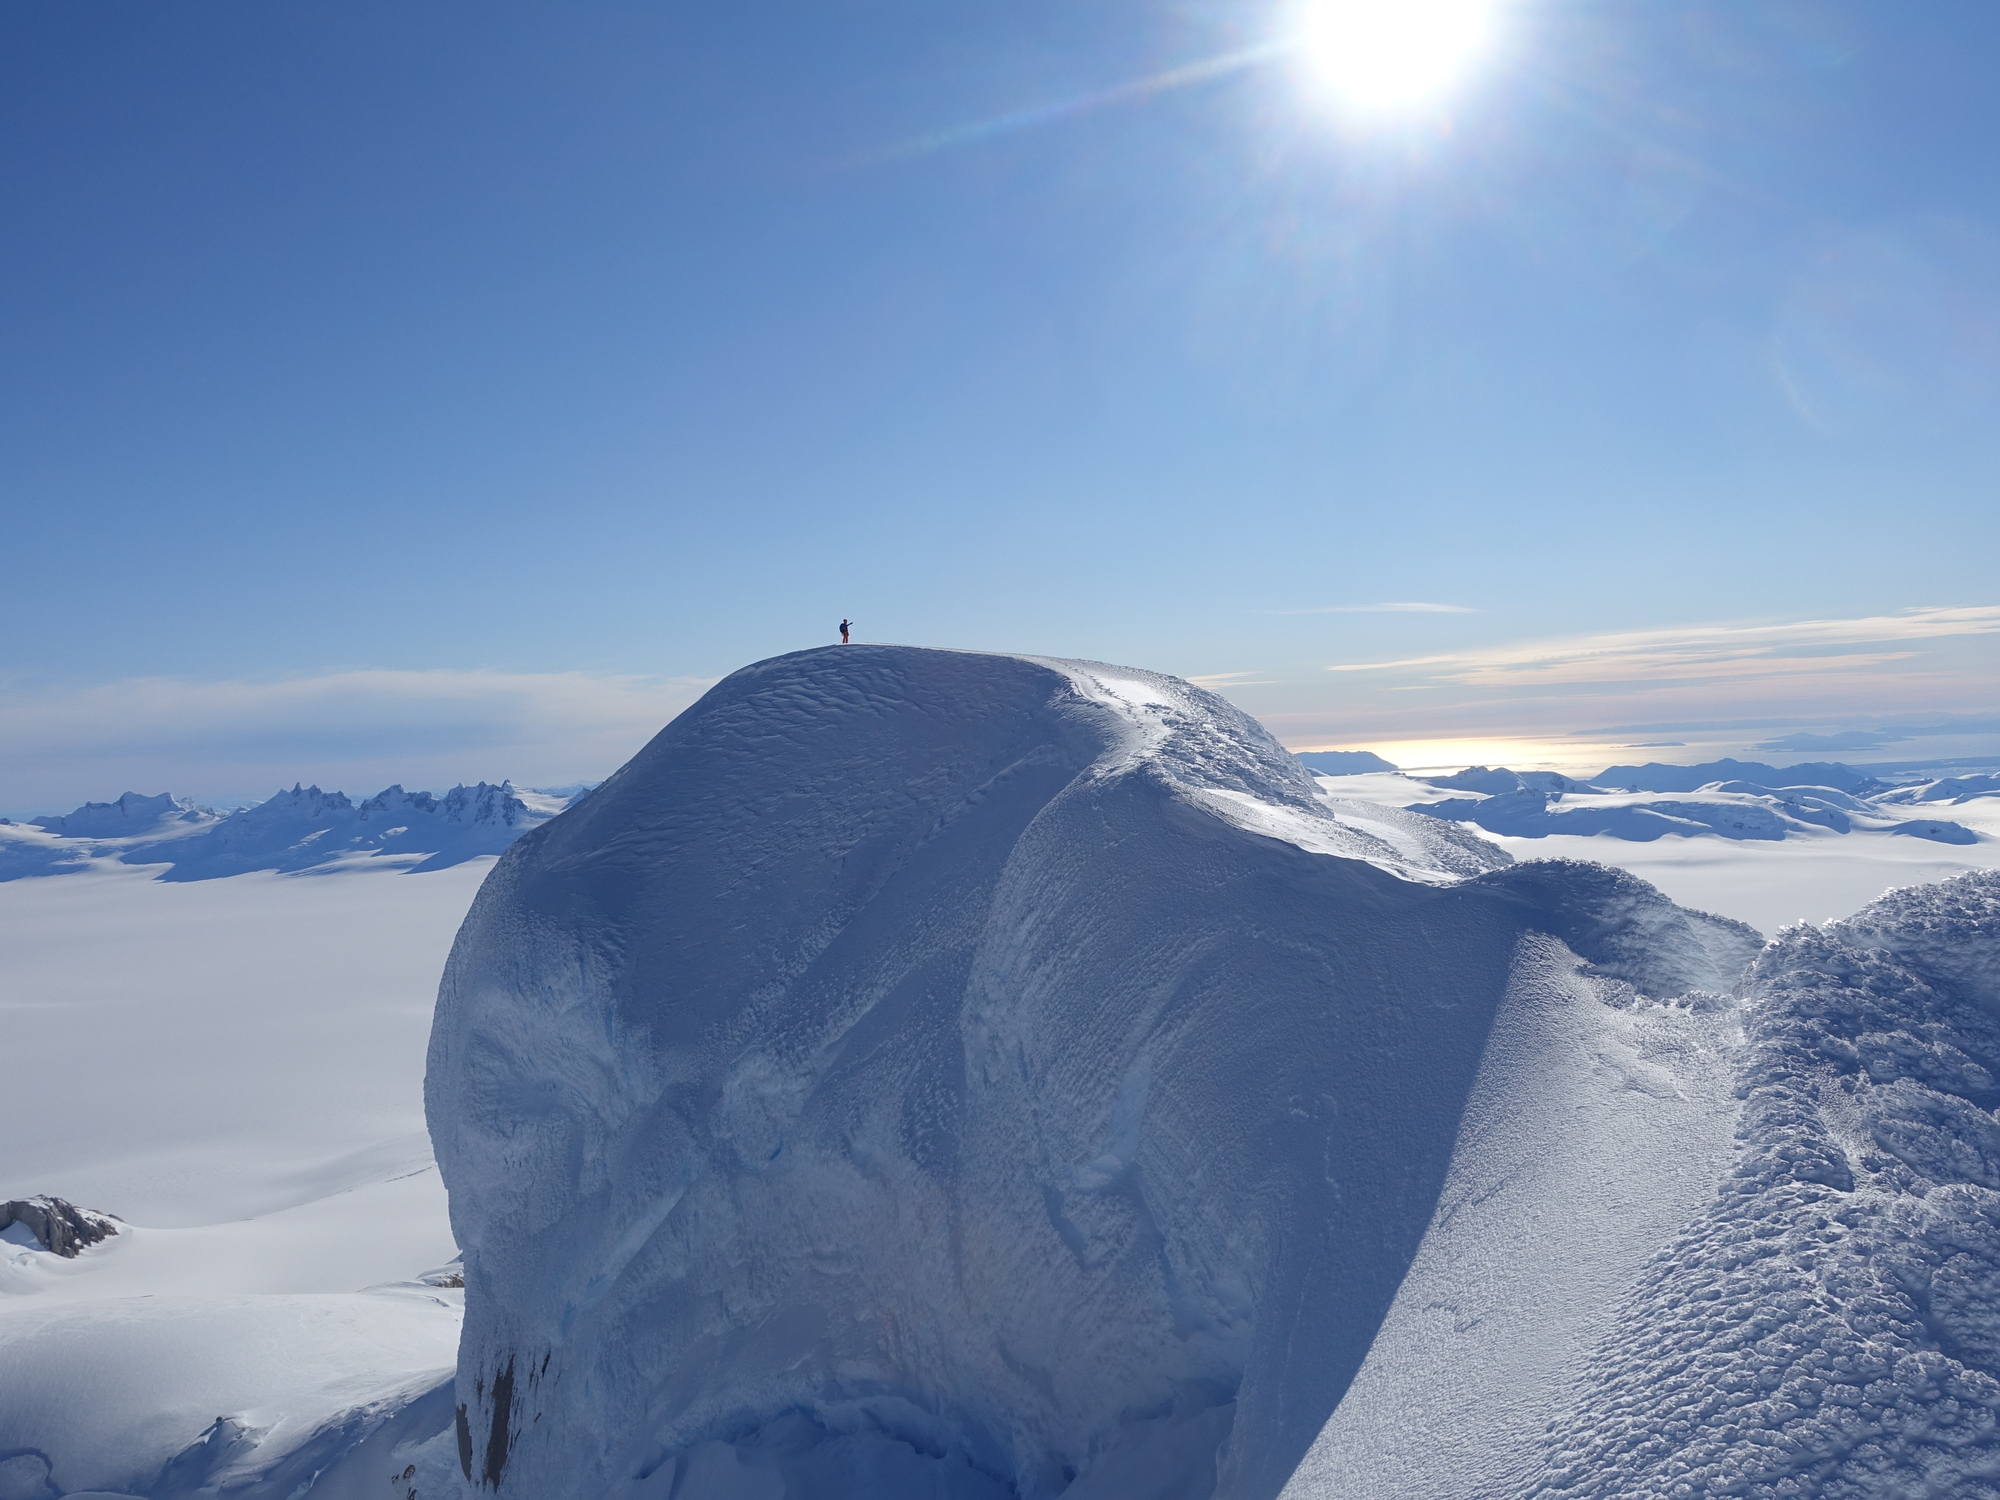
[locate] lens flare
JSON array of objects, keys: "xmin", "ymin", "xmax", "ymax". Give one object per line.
[{"xmin": 1294, "ymin": 0, "xmax": 1500, "ymax": 113}]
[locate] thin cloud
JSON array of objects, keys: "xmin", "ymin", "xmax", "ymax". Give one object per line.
[
  {"xmin": 1326, "ymin": 605, "xmax": 2000, "ymax": 687},
  {"xmin": 1187, "ymin": 671, "xmax": 1279, "ymax": 688},
  {"xmin": 1576, "ymin": 712, "xmax": 2000, "ymax": 737},
  {"xmin": 1263, "ymin": 603, "xmax": 1478, "ymax": 615}
]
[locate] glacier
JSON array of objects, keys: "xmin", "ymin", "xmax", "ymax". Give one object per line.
[{"xmin": 426, "ymin": 646, "xmax": 1763, "ymax": 1500}]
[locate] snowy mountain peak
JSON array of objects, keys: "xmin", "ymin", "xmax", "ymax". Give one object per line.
[
  {"xmin": 437, "ymin": 781, "xmax": 532, "ymax": 827},
  {"xmin": 266, "ymin": 784, "xmax": 356, "ymax": 817},
  {"xmin": 352, "ymin": 782, "xmax": 533, "ymax": 828},
  {"xmin": 140, "ymin": 780, "xmax": 552, "ymax": 881},
  {"xmin": 29, "ymin": 791, "xmax": 218, "ymax": 839},
  {"xmin": 2, "ymin": 778, "xmax": 563, "ymax": 882},
  {"xmin": 427, "ymin": 644, "xmax": 1763, "ymax": 1500}
]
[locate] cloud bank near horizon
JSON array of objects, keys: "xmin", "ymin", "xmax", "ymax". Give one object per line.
[
  {"xmin": 0, "ymin": 668, "xmax": 718, "ymax": 816},
  {"xmin": 7, "ymin": 606, "xmax": 1997, "ymax": 814},
  {"xmin": 1323, "ymin": 606, "xmax": 2000, "ymax": 686},
  {"xmin": 1248, "ymin": 605, "xmax": 2000, "ymax": 760}
]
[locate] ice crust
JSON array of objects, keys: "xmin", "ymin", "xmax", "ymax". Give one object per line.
[{"xmin": 427, "ymin": 646, "xmax": 1760, "ymax": 1500}]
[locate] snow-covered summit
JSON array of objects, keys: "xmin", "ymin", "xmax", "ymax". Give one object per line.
[
  {"xmin": 427, "ymin": 644, "xmax": 1758, "ymax": 1500},
  {"xmin": 28, "ymin": 791, "xmax": 219, "ymax": 839}
]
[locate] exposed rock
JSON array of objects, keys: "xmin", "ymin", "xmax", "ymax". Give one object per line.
[{"xmin": 0, "ymin": 1195, "xmax": 120, "ymax": 1257}]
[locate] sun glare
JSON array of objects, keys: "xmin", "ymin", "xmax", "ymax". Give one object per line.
[{"xmin": 1293, "ymin": 0, "xmax": 1501, "ymax": 115}]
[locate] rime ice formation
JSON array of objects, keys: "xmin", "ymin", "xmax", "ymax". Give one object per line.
[
  {"xmin": 1537, "ymin": 870, "xmax": 2000, "ymax": 1500},
  {"xmin": 427, "ymin": 645, "xmax": 1761, "ymax": 1500}
]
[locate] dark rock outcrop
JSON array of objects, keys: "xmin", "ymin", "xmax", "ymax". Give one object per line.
[{"xmin": 0, "ymin": 1195, "xmax": 119, "ymax": 1257}]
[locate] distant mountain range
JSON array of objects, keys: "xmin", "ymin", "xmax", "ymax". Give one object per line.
[
  {"xmin": 1298, "ymin": 755, "xmax": 1999, "ymax": 845},
  {"xmin": 0, "ymin": 782, "xmax": 597, "ymax": 882}
]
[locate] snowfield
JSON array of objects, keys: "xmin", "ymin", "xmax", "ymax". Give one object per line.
[
  {"xmin": 10, "ymin": 645, "xmax": 2000, "ymax": 1499},
  {"xmin": 0, "ymin": 860, "xmax": 486, "ymax": 1498}
]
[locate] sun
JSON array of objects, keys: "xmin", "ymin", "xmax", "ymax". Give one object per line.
[{"xmin": 1292, "ymin": 0, "xmax": 1502, "ymax": 115}]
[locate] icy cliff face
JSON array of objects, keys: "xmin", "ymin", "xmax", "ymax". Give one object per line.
[{"xmin": 427, "ymin": 646, "xmax": 1760, "ymax": 1500}]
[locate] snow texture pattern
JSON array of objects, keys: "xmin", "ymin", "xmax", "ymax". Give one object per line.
[{"xmin": 1538, "ymin": 870, "xmax": 2000, "ymax": 1499}]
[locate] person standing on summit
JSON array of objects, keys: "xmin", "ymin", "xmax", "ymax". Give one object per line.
[{"xmin": 839, "ymin": 619, "xmax": 851, "ymax": 643}]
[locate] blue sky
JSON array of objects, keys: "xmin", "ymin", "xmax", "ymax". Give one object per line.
[{"xmin": 4, "ymin": 1, "xmax": 1998, "ymax": 809}]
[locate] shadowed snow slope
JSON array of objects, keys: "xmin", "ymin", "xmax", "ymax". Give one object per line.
[{"xmin": 427, "ymin": 646, "xmax": 1761, "ymax": 1500}]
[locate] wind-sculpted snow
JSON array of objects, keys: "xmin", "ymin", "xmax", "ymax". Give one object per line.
[
  {"xmin": 428, "ymin": 645, "xmax": 1762, "ymax": 1500},
  {"xmin": 1537, "ymin": 870, "xmax": 2000, "ymax": 1500}
]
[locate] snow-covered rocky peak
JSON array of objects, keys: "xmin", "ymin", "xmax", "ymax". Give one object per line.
[
  {"xmin": 3, "ymin": 779, "xmax": 561, "ymax": 882},
  {"xmin": 437, "ymin": 780, "xmax": 536, "ymax": 827},
  {"xmin": 144, "ymin": 781, "xmax": 551, "ymax": 881},
  {"xmin": 29, "ymin": 791, "xmax": 219, "ymax": 839},
  {"xmin": 426, "ymin": 644, "xmax": 1762, "ymax": 1500},
  {"xmin": 356, "ymin": 782, "xmax": 536, "ymax": 829}
]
